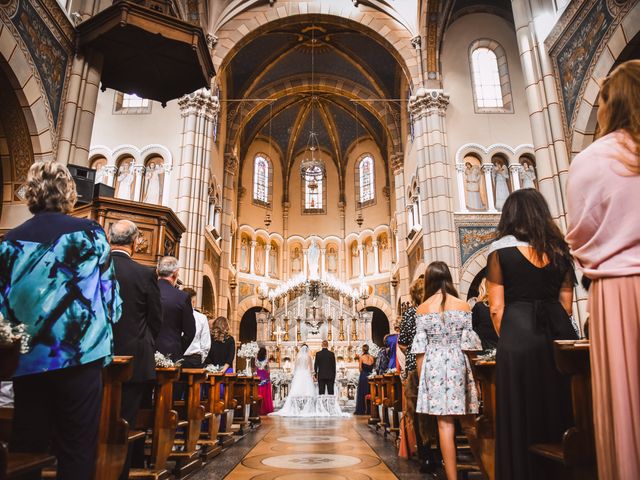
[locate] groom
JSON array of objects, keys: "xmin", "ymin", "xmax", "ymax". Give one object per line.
[{"xmin": 314, "ymin": 340, "xmax": 336, "ymax": 395}]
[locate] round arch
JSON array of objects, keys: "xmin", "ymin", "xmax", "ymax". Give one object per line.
[
  {"xmin": 459, "ymin": 246, "xmax": 490, "ymax": 299},
  {"xmin": 366, "ymin": 306, "xmax": 390, "ymax": 347}
]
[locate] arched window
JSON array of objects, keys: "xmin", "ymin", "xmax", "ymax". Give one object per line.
[
  {"xmin": 252, "ymin": 154, "xmax": 271, "ymax": 206},
  {"xmin": 469, "ymin": 40, "xmax": 513, "ymax": 113},
  {"xmin": 304, "ymin": 165, "xmax": 325, "ymax": 212},
  {"xmin": 356, "ymin": 155, "xmax": 375, "ymax": 207}
]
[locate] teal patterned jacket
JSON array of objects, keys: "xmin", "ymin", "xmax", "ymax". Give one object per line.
[{"xmin": 0, "ymin": 212, "xmax": 122, "ymax": 377}]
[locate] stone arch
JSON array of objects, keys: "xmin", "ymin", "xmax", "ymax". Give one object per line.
[
  {"xmin": 571, "ymin": 2, "xmax": 640, "ymax": 155},
  {"xmin": 236, "ymin": 296, "xmax": 270, "ymax": 325},
  {"xmin": 459, "ymin": 246, "xmax": 490, "ymax": 299},
  {"xmin": 364, "ymin": 295, "xmax": 393, "ymax": 325},
  {"xmin": 212, "ymin": 5, "xmax": 418, "ymax": 84}
]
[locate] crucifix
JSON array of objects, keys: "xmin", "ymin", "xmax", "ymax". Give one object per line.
[{"xmin": 274, "ymin": 326, "xmax": 286, "ymax": 346}]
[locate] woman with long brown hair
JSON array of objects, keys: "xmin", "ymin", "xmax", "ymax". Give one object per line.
[
  {"xmin": 487, "ymin": 189, "xmax": 577, "ymax": 480},
  {"xmin": 205, "ymin": 316, "xmax": 235, "ymax": 374},
  {"xmin": 412, "ymin": 262, "xmax": 481, "ymax": 480},
  {"xmin": 567, "ymin": 59, "xmax": 640, "ymax": 480}
]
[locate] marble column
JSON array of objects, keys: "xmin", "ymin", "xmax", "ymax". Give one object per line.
[
  {"xmin": 482, "ymin": 164, "xmax": 496, "ymax": 212},
  {"xmin": 320, "ymin": 248, "xmax": 326, "ymax": 278},
  {"xmin": 358, "ymin": 244, "xmax": 365, "ymax": 279},
  {"xmin": 338, "ymin": 201, "xmax": 347, "ymax": 281},
  {"xmin": 372, "ymin": 241, "xmax": 380, "ymax": 275},
  {"xmin": 133, "ymin": 164, "xmax": 145, "ymax": 202},
  {"xmin": 303, "ymin": 250, "xmax": 308, "ymax": 277},
  {"xmin": 283, "ymin": 201, "xmax": 290, "ymax": 276},
  {"xmin": 391, "ymin": 154, "xmax": 410, "ymax": 299},
  {"xmin": 455, "ymin": 164, "xmax": 468, "ymax": 212},
  {"xmin": 510, "ymin": 164, "xmax": 523, "ymax": 190},
  {"xmin": 511, "ymin": 0, "xmax": 570, "ymax": 228},
  {"xmin": 219, "ymin": 153, "xmax": 239, "ymax": 318},
  {"xmin": 408, "ymin": 89, "xmax": 458, "ymax": 278},
  {"xmin": 176, "ymin": 89, "xmax": 220, "ymax": 292},
  {"xmin": 265, "ymin": 244, "xmax": 271, "ymax": 278},
  {"xmin": 249, "ymin": 241, "xmax": 257, "ymax": 275}
]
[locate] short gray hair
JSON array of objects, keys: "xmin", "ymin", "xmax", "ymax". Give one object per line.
[
  {"xmin": 109, "ymin": 220, "xmax": 139, "ymax": 246},
  {"xmin": 25, "ymin": 161, "xmax": 77, "ymax": 214},
  {"xmin": 157, "ymin": 256, "xmax": 179, "ymax": 278}
]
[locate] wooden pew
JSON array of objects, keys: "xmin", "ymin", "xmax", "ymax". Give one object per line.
[
  {"xmin": 169, "ymin": 368, "xmax": 207, "ymax": 479},
  {"xmin": 367, "ymin": 376, "xmax": 380, "ymax": 426},
  {"xmin": 216, "ymin": 374, "xmax": 236, "ymax": 447},
  {"xmin": 0, "ymin": 340, "xmax": 56, "ymax": 480},
  {"xmin": 199, "ymin": 372, "xmax": 225, "ymax": 461},
  {"xmin": 529, "ymin": 340, "xmax": 596, "ymax": 480},
  {"xmin": 248, "ymin": 376, "xmax": 262, "ymax": 426},
  {"xmin": 374, "ymin": 375, "xmax": 389, "ymax": 433},
  {"xmin": 469, "ymin": 355, "xmax": 497, "ymax": 480},
  {"xmin": 232, "ymin": 376, "xmax": 252, "ymax": 435},
  {"xmin": 383, "ymin": 373, "xmax": 402, "ymax": 439}
]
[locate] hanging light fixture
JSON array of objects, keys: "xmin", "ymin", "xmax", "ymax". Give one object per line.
[{"xmin": 300, "ymin": 26, "xmax": 325, "ymax": 181}]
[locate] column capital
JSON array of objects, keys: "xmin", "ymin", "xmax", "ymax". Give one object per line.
[
  {"xmin": 509, "ymin": 164, "xmax": 524, "ymax": 173},
  {"xmin": 411, "ymin": 35, "xmax": 421, "ymax": 49},
  {"xmin": 250, "ymin": 241, "xmax": 257, "ymax": 247},
  {"xmin": 455, "ymin": 163, "xmax": 466, "ymax": 173},
  {"xmin": 372, "ymin": 241, "xmax": 379, "ymax": 247},
  {"xmin": 265, "ymin": 244, "xmax": 272, "ymax": 251},
  {"xmin": 224, "ymin": 153, "xmax": 239, "ymax": 175},
  {"xmin": 482, "ymin": 164, "xmax": 494, "ymax": 174},
  {"xmin": 408, "ymin": 88, "xmax": 450, "ymax": 120},
  {"xmin": 391, "ymin": 153, "xmax": 404, "ymax": 174},
  {"xmin": 178, "ymin": 88, "xmax": 220, "ymax": 120}
]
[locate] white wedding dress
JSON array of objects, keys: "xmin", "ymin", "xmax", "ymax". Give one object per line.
[{"xmin": 271, "ymin": 346, "xmax": 349, "ymax": 417}]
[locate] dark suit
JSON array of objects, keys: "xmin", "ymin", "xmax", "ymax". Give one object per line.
[
  {"xmin": 111, "ymin": 251, "xmax": 162, "ymax": 480},
  {"xmin": 314, "ymin": 348, "xmax": 336, "ymax": 395},
  {"xmin": 157, "ymin": 278, "xmax": 196, "ymax": 360}
]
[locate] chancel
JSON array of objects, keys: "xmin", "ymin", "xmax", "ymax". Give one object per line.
[{"xmin": 0, "ymin": 1, "xmax": 639, "ymax": 480}]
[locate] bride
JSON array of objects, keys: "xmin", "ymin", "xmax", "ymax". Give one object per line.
[{"xmin": 271, "ymin": 345, "xmax": 348, "ymax": 417}]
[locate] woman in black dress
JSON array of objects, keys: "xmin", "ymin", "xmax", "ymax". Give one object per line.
[
  {"xmin": 354, "ymin": 344, "xmax": 375, "ymax": 415},
  {"xmin": 205, "ymin": 316, "xmax": 236, "ymax": 373},
  {"xmin": 487, "ymin": 189, "xmax": 577, "ymax": 480},
  {"xmin": 471, "ymin": 279, "xmax": 499, "ymax": 350}
]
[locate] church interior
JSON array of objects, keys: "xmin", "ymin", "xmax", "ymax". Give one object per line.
[{"xmin": 1, "ymin": 0, "xmax": 639, "ymax": 479}]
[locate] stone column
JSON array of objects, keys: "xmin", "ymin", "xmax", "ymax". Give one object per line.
[
  {"xmin": 219, "ymin": 153, "xmax": 239, "ymax": 319},
  {"xmin": 510, "ymin": 164, "xmax": 523, "ymax": 190},
  {"xmin": 408, "ymin": 89, "xmax": 458, "ymax": 278},
  {"xmin": 358, "ymin": 244, "xmax": 365, "ymax": 279},
  {"xmin": 133, "ymin": 164, "xmax": 145, "ymax": 202},
  {"xmin": 511, "ymin": 0, "xmax": 570, "ymax": 228},
  {"xmin": 283, "ymin": 201, "xmax": 290, "ymax": 277},
  {"xmin": 303, "ymin": 249, "xmax": 308, "ymax": 276},
  {"xmin": 372, "ymin": 241, "xmax": 380, "ymax": 275},
  {"xmin": 176, "ymin": 89, "xmax": 220, "ymax": 291},
  {"xmin": 482, "ymin": 164, "xmax": 496, "ymax": 212},
  {"xmin": 249, "ymin": 241, "xmax": 257, "ymax": 275},
  {"xmin": 338, "ymin": 201, "xmax": 347, "ymax": 281},
  {"xmin": 391, "ymin": 154, "xmax": 410, "ymax": 298},
  {"xmin": 455, "ymin": 164, "xmax": 468, "ymax": 212},
  {"xmin": 320, "ymin": 248, "xmax": 326, "ymax": 278},
  {"xmin": 265, "ymin": 244, "xmax": 271, "ymax": 278}
]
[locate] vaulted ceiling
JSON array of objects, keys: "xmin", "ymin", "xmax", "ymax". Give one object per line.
[{"xmin": 222, "ymin": 20, "xmax": 406, "ymax": 197}]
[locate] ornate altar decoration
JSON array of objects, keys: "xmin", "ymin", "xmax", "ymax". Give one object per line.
[
  {"xmin": 72, "ymin": 196, "xmax": 185, "ymax": 267},
  {"xmin": 255, "ymin": 239, "xmax": 375, "ymax": 407}
]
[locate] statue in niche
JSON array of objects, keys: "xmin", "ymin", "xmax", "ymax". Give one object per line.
[
  {"xmin": 327, "ymin": 246, "xmax": 338, "ymax": 274},
  {"xmin": 492, "ymin": 159, "xmax": 510, "ymax": 210},
  {"xmin": 143, "ymin": 161, "xmax": 163, "ymax": 204},
  {"xmin": 255, "ymin": 243, "xmax": 265, "ymax": 276},
  {"xmin": 365, "ymin": 242, "xmax": 375, "ymax": 275},
  {"xmin": 92, "ymin": 158, "xmax": 108, "ymax": 185},
  {"xmin": 269, "ymin": 246, "xmax": 278, "ymax": 278},
  {"xmin": 307, "ymin": 238, "xmax": 320, "ymax": 279},
  {"xmin": 351, "ymin": 244, "xmax": 360, "ymax": 277},
  {"xmin": 379, "ymin": 237, "xmax": 391, "ymax": 272},
  {"xmin": 464, "ymin": 162, "xmax": 485, "ymax": 211},
  {"xmin": 115, "ymin": 160, "xmax": 135, "ymax": 201},
  {"xmin": 291, "ymin": 247, "xmax": 302, "ymax": 274},
  {"xmin": 240, "ymin": 238, "xmax": 249, "ymax": 272},
  {"xmin": 521, "ymin": 161, "xmax": 537, "ymax": 189}
]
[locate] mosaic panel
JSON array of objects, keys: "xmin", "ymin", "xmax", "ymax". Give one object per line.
[
  {"xmin": 458, "ymin": 226, "xmax": 496, "ymax": 265},
  {"xmin": 374, "ymin": 282, "xmax": 391, "ymax": 304},
  {"xmin": 238, "ymin": 281, "xmax": 255, "ymax": 303}
]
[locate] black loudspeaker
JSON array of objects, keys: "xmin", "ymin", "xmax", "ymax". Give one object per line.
[
  {"xmin": 68, "ymin": 164, "xmax": 96, "ymax": 205},
  {"xmin": 93, "ymin": 182, "xmax": 115, "ymax": 199}
]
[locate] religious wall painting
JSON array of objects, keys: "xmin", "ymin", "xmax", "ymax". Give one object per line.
[
  {"xmin": 491, "ymin": 155, "xmax": 511, "ymax": 211},
  {"xmin": 374, "ymin": 283, "xmax": 391, "ymax": 304},
  {"xmin": 238, "ymin": 281, "xmax": 254, "ymax": 303},
  {"xmin": 377, "ymin": 233, "xmax": 391, "ymax": 272},
  {"xmin": 142, "ymin": 156, "xmax": 164, "ymax": 205},
  {"xmin": 269, "ymin": 241, "xmax": 278, "ymax": 278},
  {"xmin": 114, "ymin": 156, "xmax": 136, "ymax": 201},
  {"xmin": 463, "ymin": 154, "xmax": 487, "ymax": 212},
  {"xmin": 458, "ymin": 226, "xmax": 497, "ymax": 265},
  {"xmin": 11, "ymin": 0, "xmax": 69, "ymax": 126},
  {"xmin": 554, "ymin": 0, "xmax": 613, "ymax": 129},
  {"xmin": 91, "ymin": 157, "xmax": 109, "ymax": 186},
  {"xmin": 290, "ymin": 243, "xmax": 303, "ymax": 274},
  {"xmin": 326, "ymin": 243, "xmax": 338, "ymax": 274},
  {"xmin": 520, "ymin": 156, "xmax": 538, "ymax": 189}
]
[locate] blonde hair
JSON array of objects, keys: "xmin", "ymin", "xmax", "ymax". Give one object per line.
[
  {"xmin": 476, "ymin": 278, "xmax": 489, "ymax": 303},
  {"xmin": 597, "ymin": 59, "xmax": 640, "ymax": 173},
  {"xmin": 211, "ymin": 316, "xmax": 230, "ymax": 342},
  {"xmin": 409, "ymin": 274, "xmax": 425, "ymax": 306},
  {"xmin": 25, "ymin": 161, "xmax": 77, "ymax": 214}
]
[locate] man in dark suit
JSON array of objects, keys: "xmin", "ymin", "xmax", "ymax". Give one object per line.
[
  {"xmin": 156, "ymin": 256, "xmax": 196, "ymax": 361},
  {"xmin": 109, "ymin": 220, "xmax": 162, "ymax": 480},
  {"xmin": 314, "ymin": 340, "xmax": 337, "ymax": 395}
]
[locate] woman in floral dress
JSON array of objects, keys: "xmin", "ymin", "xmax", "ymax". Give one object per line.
[{"xmin": 412, "ymin": 261, "xmax": 481, "ymax": 480}]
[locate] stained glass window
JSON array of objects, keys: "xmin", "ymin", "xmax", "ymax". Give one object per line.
[
  {"xmin": 471, "ymin": 48, "xmax": 503, "ymax": 108},
  {"xmin": 253, "ymin": 155, "xmax": 270, "ymax": 204},
  {"xmin": 304, "ymin": 166, "xmax": 323, "ymax": 210},
  {"xmin": 358, "ymin": 156, "xmax": 375, "ymax": 204}
]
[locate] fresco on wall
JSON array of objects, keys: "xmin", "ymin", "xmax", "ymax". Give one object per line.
[
  {"xmin": 238, "ymin": 282, "xmax": 254, "ymax": 303},
  {"xmin": 374, "ymin": 283, "xmax": 391, "ymax": 304},
  {"xmin": 12, "ymin": 0, "xmax": 68, "ymax": 125},
  {"xmin": 555, "ymin": 0, "xmax": 613, "ymax": 128},
  {"xmin": 458, "ymin": 226, "xmax": 496, "ymax": 265}
]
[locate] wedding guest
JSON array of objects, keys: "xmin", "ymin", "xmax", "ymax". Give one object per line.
[
  {"xmin": 386, "ymin": 331, "xmax": 399, "ymax": 370},
  {"xmin": 487, "ymin": 189, "xmax": 577, "ymax": 480},
  {"xmin": 181, "ymin": 288, "xmax": 211, "ymax": 368},
  {"xmin": 256, "ymin": 347, "xmax": 274, "ymax": 415},
  {"xmin": 412, "ymin": 262, "xmax": 481, "ymax": 480},
  {"xmin": 156, "ymin": 256, "xmax": 196, "ymax": 361},
  {"xmin": 354, "ymin": 344, "xmax": 375, "ymax": 415},
  {"xmin": 109, "ymin": 219, "xmax": 162, "ymax": 480},
  {"xmin": 0, "ymin": 161, "xmax": 121, "ymax": 479},
  {"xmin": 471, "ymin": 278, "xmax": 498, "ymax": 350},
  {"xmin": 206, "ymin": 316, "xmax": 235, "ymax": 373},
  {"xmin": 566, "ymin": 59, "xmax": 640, "ymax": 480}
]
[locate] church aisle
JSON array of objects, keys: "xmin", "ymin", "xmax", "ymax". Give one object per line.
[{"xmin": 198, "ymin": 416, "xmax": 403, "ymax": 479}]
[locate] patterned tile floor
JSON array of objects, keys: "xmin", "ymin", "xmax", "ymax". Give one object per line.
[{"xmin": 193, "ymin": 416, "xmax": 425, "ymax": 479}]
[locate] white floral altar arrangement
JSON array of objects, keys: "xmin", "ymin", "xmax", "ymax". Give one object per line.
[
  {"xmin": 0, "ymin": 312, "xmax": 30, "ymax": 354},
  {"xmin": 345, "ymin": 370, "xmax": 360, "ymax": 386},
  {"xmin": 270, "ymin": 369, "xmax": 292, "ymax": 387},
  {"xmin": 204, "ymin": 364, "xmax": 226, "ymax": 374},
  {"xmin": 237, "ymin": 341, "xmax": 260, "ymax": 359},
  {"xmin": 154, "ymin": 351, "xmax": 182, "ymax": 368}
]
